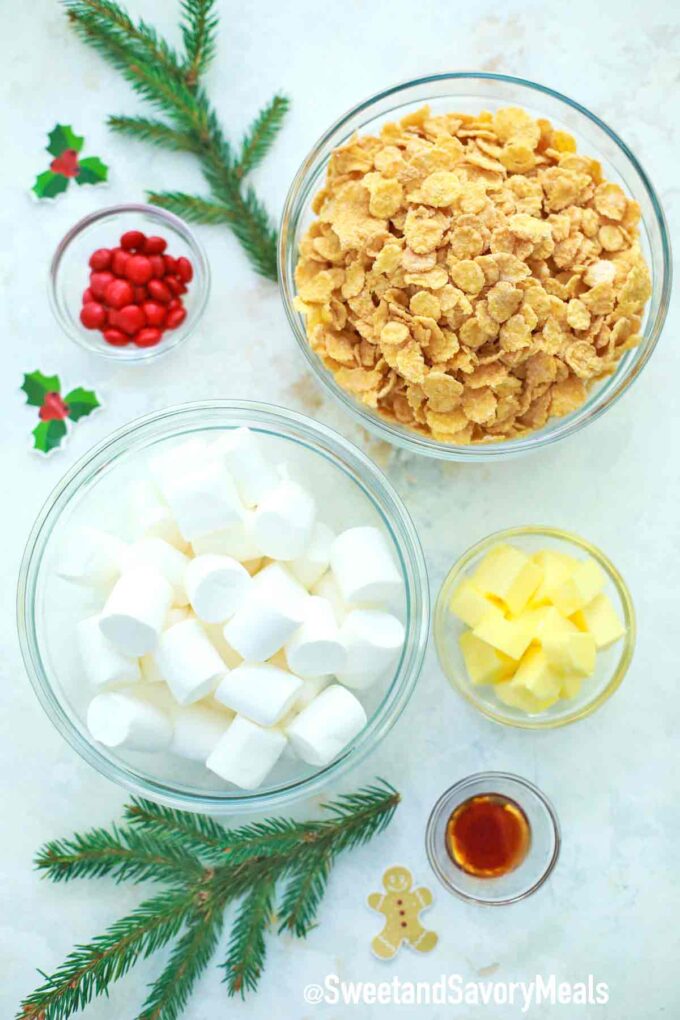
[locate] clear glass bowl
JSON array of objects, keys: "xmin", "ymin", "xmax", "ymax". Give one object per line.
[
  {"xmin": 434, "ymin": 525, "xmax": 636, "ymax": 729},
  {"xmin": 425, "ymin": 772, "xmax": 560, "ymax": 904},
  {"xmin": 49, "ymin": 203, "xmax": 210, "ymax": 362},
  {"xmin": 17, "ymin": 401, "xmax": 429, "ymax": 814},
  {"xmin": 279, "ymin": 73, "xmax": 671, "ymax": 461}
]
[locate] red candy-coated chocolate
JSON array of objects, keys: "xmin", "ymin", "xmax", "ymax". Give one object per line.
[
  {"xmin": 117, "ymin": 304, "xmax": 146, "ymax": 335},
  {"xmin": 103, "ymin": 328, "xmax": 129, "ymax": 346},
  {"xmin": 121, "ymin": 230, "xmax": 146, "ymax": 251},
  {"xmin": 105, "ymin": 278, "xmax": 135, "ymax": 309},
  {"xmin": 134, "ymin": 285, "xmax": 148, "ymax": 303},
  {"xmin": 176, "ymin": 257, "xmax": 193, "ymax": 283},
  {"xmin": 134, "ymin": 327, "xmax": 163, "ymax": 347},
  {"xmin": 144, "ymin": 236, "xmax": 167, "ymax": 255},
  {"xmin": 166, "ymin": 305, "xmax": 187, "ymax": 329},
  {"xmin": 90, "ymin": 271, "xmax": 115, "ymax": 300},
  {"xmin": 83, "ymin": 287, "xmax": 94, "ymax": 304},
  {"xmin": 80, "ymin": 302, "xmax": 107, "ymax": 329},
  {"xmin": 89, "ymin": 248, "xmax": 112, "ymax": 271},
  {"xmin": 125, "ymin": 254, "xmax": 154, "ymax": 285},
  {"xmin": 142, "ymin": 301, "xmax": 167, "ymax": 327},
  {"xmin": 148, "ymin": 254, "xmax": 165, "ymax": 278},
  {"xmin": 111, "ymin": 248, "xmax": 130, "ymax": 276},
  {"xmin": 163, "ymin": 254, "xmax": 177, "ymax": 274},
  {"xmin": 148, "ymin": 279, "xmax": 172, "ymax": 304},
  {"xmin": 165, "ymin": 276, "xmax": 182, "ymax": 296}
]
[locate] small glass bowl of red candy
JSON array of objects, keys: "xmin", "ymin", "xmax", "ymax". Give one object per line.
[{"xmin": 49, "ymin": 204, "xmax": 210, "ymax": 361}]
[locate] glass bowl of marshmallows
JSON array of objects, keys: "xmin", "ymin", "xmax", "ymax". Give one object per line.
[{"xmin": 18, "ymin": 401, "xmax": 428, "ymax": 813}]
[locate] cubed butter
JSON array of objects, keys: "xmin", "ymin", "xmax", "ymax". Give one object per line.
[
  {"xmin": 472, "ymin": 607, "xmax": 533, "ymax": 661},
  {"xmin": 530, "ymin": 550, "xmax": 578, "ymax": 606},
  {"xmin": 560, "ymin": 673, "xmax": 584, "ymax": 699},
  {"xmin": 521, "ymin": 605, "xmax": 578, "ymax": 643},
  {"xmin": 571, "ymin": 593, "xmax": 625, "ymax": 648},
  {"xmin": 512, "ymin": 646, "xmax": 562, "ymax": 700},
  {"xmin": 472, "ymin": 544, "xmax": 543, "ymax": 615},
  {"xmin": 542, "ymin": 630, "xmax": 596, "ymax": 677},
  {"xmin": 495, "ymin": 677, "xmax": 558, "ymax": 714},
  {"xmin": 549, "ymin": 557, "xmax": 605, "ymax": 616},
  {"xmin": 459, "ymin": 630, "xmax": 515, "ymax": 686},
  {"xmin": 450, "ymin": 579, "xmax": 496, "ymax": 628}
]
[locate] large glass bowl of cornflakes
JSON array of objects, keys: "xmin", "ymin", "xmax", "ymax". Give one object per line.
[{"xmin": 279, "ymin": 73, "xmax": 670, "ymax": 460}]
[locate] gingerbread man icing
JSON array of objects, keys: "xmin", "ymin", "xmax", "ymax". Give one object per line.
[{"xmin": 367, "ymin": 865, "xmax": 438, "ymax": 959}]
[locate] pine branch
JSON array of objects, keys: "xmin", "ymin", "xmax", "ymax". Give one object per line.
[
  {"xmin": 181, "ymin": 0, "xmax": 217, "ymax": 86},
  {"xmin": 125, "ymin": 798, "xmax": 227, "ymax": 860},
  {"xmin": 109, "ymin": 115, "xmax": 201, "ymax": 153},
  {"xmin": 277, "ymin": 851, "xmax": 332, "ymax": 937},
  {"xmin": 147, "ymin": 191, "xmax": 234, "ymax": 226},
  {"xmin": 222, "ymin": 879, "xmax": 275, "ymax": 998},
  {"xmin": 237, "ymin": 94, "xmax": 290, "ymax": 178}
]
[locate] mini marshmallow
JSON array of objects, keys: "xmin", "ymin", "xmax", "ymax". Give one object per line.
[
  {"xmin": 201, "ymin": 623, "xmax": 244, "ymax": 668},
  {"xmin": 129, "ymin": 480, "xmax": 187, "ymax": 551},
  {"xmin": 337, "ymin": 609, "xmax": 405, "ymax": 689},
  {"xmin": 160, "ymin": 460, "xmax": 244, "ymax": 542},
  {"xmin": 57, "ymin": 526, "xmax": 127, "ymax": 588},
  {"xmin": 206, "ymin": 715, "xmax": 286, "ymax": 789},
  {"xmin": 123, "ymin": 537, "xmax": 190, "ymax": 606},
  {"xmin": 77, "ymin": 615, "xmax": 141, "ymax": 688},
  {"xmin": 148, "ymin": 438, "xmax": 213, "ymax": 492},
  {"xmin": 284, "ymin": 685, "xmax": 367, "ymax": 766},
  {"xmin": 170, "ymin": 704, "xmax": 232, "ymax": 762},
  {"xmin": 223, "ymin": 563, "xmax": 308, "ymax": 661},
  {"xmin": 190, "ymin": 511, "xmax": 261, "ymax": 562},
  {"xmin": 330, "ymin": 526, "xmax": 402, "ymax": 604},
  {"xmin": 185, "ymin": 554, "xmax": 251, "ymax": 623},
  {"xmin": 252, "ymin": 478, "xmax": 316, "ymax": 560},
  {"xmin": 216, "ymin": 427, "xmax": 279, "ymax": 508},
  {"xmin": 311, "ymin": 571, "xmax": 349, "ymax": 623},
  {"xmin": 166, "ymin": 606, "xmax": 191, "ymax": 628},
  {"xmin": 285, "ymin": 597, "xmax": 346, "ymax": 678},
  {"xmin": 294, "ymin": 675, "xmax": 329, "ymax": 711},
  {"xmin": 87, "ymin": 691, "xmax": 173, "ymax": 752},
  {"xmin": 215, "ymin": 663, "xmax": 302, "ymax": 726},
  {"xmin": 290, "ymin": 522, "xmax": 334, "ymax": 589},
  {"xmin": 99, "ymin": 568, "xmax": 173, "ymax": 656},
  {"xmin": 154, "ymin": 618, "xmax": 227, "ymax": 705}
]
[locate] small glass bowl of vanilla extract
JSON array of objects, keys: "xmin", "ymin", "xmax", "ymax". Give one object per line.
[{"xmin": 425, "ymin": 773, "xmax": 560, "ymax": 905}]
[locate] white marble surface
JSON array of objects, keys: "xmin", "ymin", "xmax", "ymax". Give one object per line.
[{"xmin": 1, "ymin": 1, "xmax": 678, "ymax": 1016}]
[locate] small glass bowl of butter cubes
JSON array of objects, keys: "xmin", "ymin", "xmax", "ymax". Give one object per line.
[{"xmin": 434, "ymin": 526, "xmax": 635, "ymax": 728}]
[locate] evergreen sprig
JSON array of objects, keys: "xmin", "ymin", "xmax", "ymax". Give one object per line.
[
  {"xmin": 19, "ymin": 780, "xmax": 400, "ymax": 1020},
  {"xmin": 64, "ymin": 0, "xmax": 289, "ymax": 280}
]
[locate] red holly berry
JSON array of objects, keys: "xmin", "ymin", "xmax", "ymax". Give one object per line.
[
  {"xmin": 89, "ymin": 248, "xmax": 112, "ymax": 271},
  {"xmin": 103, "ymin": 328, "xmax": 129, "ymax": 346},
  {"xmin": 125, "ymin": 254, "xmax": 154, "ymax": 285},
  {"xmin": 148, "ymin": 279, "xmax": 172, "ymax": 304},
  {"xmin": 176, "ymin": 257, "xmax": 193, "ymax": 283},
  {"xmin": 104, "ymin": 278, "xmax": 135, "ymax": 309},
  {"xmin": 111, "ymin": 248, "xmax": 130, "ymax": 276},
  {"xmin": 143, "ymin": 236, "xmax": 167, "ymax": 255},
  {"xmin": 120, "ymin": 230, "xmax": 146, "ymax": 251},
  {"xmin": 39, "ymin": 392, "xmax": 70, "ymax": 421},
  {"xmin": 166, "ymin": 305, "xmax": 187, "ymax": 329},
  {"xmin": 117, "ymin": 304, "xmax": 146, "ymax": 335},
  {"xmin": 134, "ymin": 327, "xmax": 163, "ymax": 347},
  {"xmin": 142, "ymin": 301, "xmax": 167, "ymax": 327},
  {"xmin": 50, "ymin": 149, "xmax": 80, "ymax": 178},
  {"xmin": 148, "ymin": 254, "xmax": 165, "ymax": 278},
  {"xmin": 80, "ymin": 302, "xmax": 107, "ymax": 329}
]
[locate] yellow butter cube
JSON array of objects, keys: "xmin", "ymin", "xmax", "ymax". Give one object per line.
[
  {"xmin": 459, "ymin": 630, "xmax": 515, "ymax": 686},
  {"xmin": 512, "ymin": 646, "xmax": 562, "ymax": 700},
  {"xmin": 521, "ymin": 605, "xmax": 578, "ymax": 642},
  {"xmin": 472, "ymin": 607, "xmax": 533, "ymax": 661},
  {"xmin": 472, "ymin": 544, "xmax": 543, "ymax": 615},
  {"xmin": 549, "ymin": 557, "xmax": 605, "ymax": 616},
  {"xmin": 450, "ymin": 579, "xmax": 496, "ymax": 628},
  {"xmin": 571, "ymin": 593, "xmax": 625, "ymax": 648},
  {"xmin": 541, "ymin": 630, "xmax": 596, "ymax": 677},
  {"xmin": 530, "ymin": 550, "xmax": 578, "ymax": 606},
  {"xmin": 560, "ymin": 673, "xmax": 584, "ymax": 699},
  {"xmin": 495, "ymin": 678, "xmax": 558, "ymax": 714}
]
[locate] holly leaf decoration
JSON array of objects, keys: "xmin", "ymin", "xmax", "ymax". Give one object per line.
[
  {"xmin": 75, "ymin": 155, "xmax": 109, "ymax": 186},
  {"xmin": 21, "ymin": 371, "xmax": 61, "ymax": 407},
  {"xmin": 47, "ymin": 124, "xmax": 84, "ymax": 157},
  {"xmin": 32, "ymin": 170, "xmax": 70, "ymax": 199},
  {"xmin": 32, "ymin": 420, "xmax": 68, "ymax": 455},
  {"xmin": 64, "ymin": 386, "xmax": 100, "ymax": 421}
]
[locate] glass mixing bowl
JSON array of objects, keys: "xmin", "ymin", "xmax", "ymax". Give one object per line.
[
  {"xmin": 279, "ymin": 72, "xmax": 671, "ymax": 461},
  {"xmin": 17, "ymin": 401, "xmax": 429, "ymax": 814}
]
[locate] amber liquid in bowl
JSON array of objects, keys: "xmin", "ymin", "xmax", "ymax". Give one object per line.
[{"xmin": 446, "ymin": 794, "xmax": 531, "ymax": 878}]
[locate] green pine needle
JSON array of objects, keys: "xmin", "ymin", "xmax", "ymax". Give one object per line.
[
  {"xmin": 64, "ymin": 0, "xmax": 287, "ymax": 280},
  {"xmin": 19, "ymin": 780, "xmax": 400, "ymax": 1019}
]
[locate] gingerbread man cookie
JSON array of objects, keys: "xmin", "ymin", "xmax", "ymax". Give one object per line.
[{"xmin": 367, "ymin": 865, "xmax": 438, "ymax": 960}]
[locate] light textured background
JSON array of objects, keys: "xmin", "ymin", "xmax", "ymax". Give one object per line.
[{"xmin": 1, "ymin": 1, "xmax": 678, "ymax": 1017}]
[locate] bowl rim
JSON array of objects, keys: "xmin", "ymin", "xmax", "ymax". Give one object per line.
[
  {"xmin": 16, "ymin": 399, "xmax": 429, "ymax": 814},
  {"xmin": 433, "ymin": 524, "xmax": 636, "ymax": 729},
  {"xmin": 48, "ymin": 202, "xmax": 211, "ymax": 364},
  {"xmin": 278, "ymin": 71, "xmax": 672, "ymax": 461},
  {"xmin": 424, "ymin": 771, "xmax": 561, "ymax": 904}
]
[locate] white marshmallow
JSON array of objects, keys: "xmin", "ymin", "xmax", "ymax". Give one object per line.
[
  {"xmin": 161, "ymin": 460, "xmax": 244, "ymax": 542},
  {"xmin": 170, "ymin": 704, "xmax": 233, "ymax": 762},
  {"xmin": 140, "ymin": 653, "xmax": 164, "ymax": 684},
  {"xmin": 215, "ymin": 663, "xmax": 302, "ymax": 726},
  {"xmin": 87, "ymin": 691, "xmax": 173, "ymax": 752},
  {"xmin": 311, "ymin": 571, "xmax": 349, "ymax": 623},
  {"xmin": 99, "ymin": 568, "xmax": 173, "ymax": 656},
  {"xmin": 294, "ymin": 675, "xmax": 329, "ymax": 711},
  {"xmin": 148, "ymin": 438, "xmax": 213, "ymax": 492},
  {"xmin": 284, "ymin": 685, "xmax": 367, "ymax": 766},
  {"xmin": 290, "ymin": 522, "xmax": 334, "ymax": 589},
  {"xmin": 285, "ymin": 597, "xmax": 346, "ymax": 678},
  {"xmin": 123, "ymin": 537, "xmax": 190, "ymax": 606},
  {"xmin": 201, "ymin": 623, "xmax": 243, "ymax": 668},
  {"xmin": 216, "ymin": 427, "xmax": 279, "ymax": 508},
  {"xmin": 223, "ymin": 564, "xmax": 308, "ymax": 661},
  {"xmin": 337, "ymin": 609, "xmax": 405, "ymax": 689},
  {"xmin": 77, "ymin": 615, "xmax": 141, "ymax": 688},
  {"xmin": 166, "ymin": 606, "xmax": 191, "ymax": 628},
  {"xmin": 206, "ymin": 715, "xmax": 286, "ymax": 789},
  {"xmin": 252, "ymin": 478, "xmax": 316, "ymax": 560},
  {"xmin": 185, "ymin": 554, "xmax": 251, "ymax": 623},
  {"xmin": 154, "ymin": 618, "xmax": 227, "ymax": 705},
  {"xmin": 129, "ymin": 480, "xmax": 187, "ymax": 551},
  {"xmin": 57, "ymin": 526, "xmax": 127, "ymax": 588},
  {"xmin": 190, "ymin": 511, "xmax": 261, "ymax": 563},
  {"xmin": 330, "ymin": 526, "xmax": 402, "ymax": 604}
]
